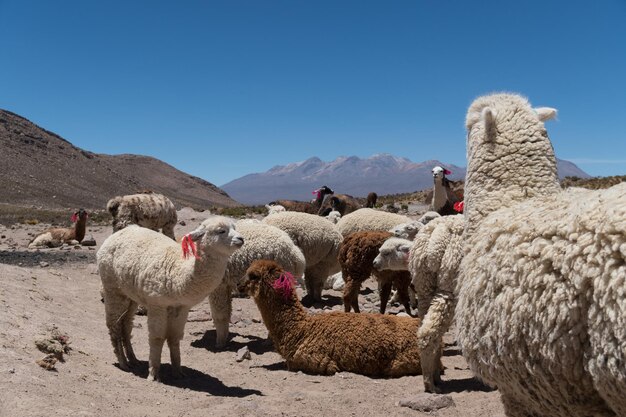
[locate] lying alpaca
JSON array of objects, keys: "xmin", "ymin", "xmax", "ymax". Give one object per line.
[
  {"xmin": 239, "ymin": 259, "xmax": 423, "ymax": 377},
  {"xmin": 28, "ymin": 208, "xmax": 89, "ymax": 248}
]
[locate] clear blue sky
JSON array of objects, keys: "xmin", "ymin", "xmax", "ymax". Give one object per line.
[{"xmin": 1, "ymin": 0, "xmax": 625, "ymax": 186}]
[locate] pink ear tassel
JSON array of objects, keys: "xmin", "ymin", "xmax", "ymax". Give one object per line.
[
  {"xmin": 272, "ymin": 272, "xmax": 296, "ymax": 300},
  {"xmin": 181, "ymin": 234, "xmax": 200, "ymax": 259},
  {"xmin": 454, "ymin": 201, "xmax": 464, "ymax": 213},
  {"xmin": 444, "ymin": 169, "xmax": 452, "ymax": 175},
  {"xmin": 312, "ymin": 189, "xmax": 321, "ymax": 200},
  {"xmin": 70, "ymin": 213, "xmax": 78, "ymax": 223}
]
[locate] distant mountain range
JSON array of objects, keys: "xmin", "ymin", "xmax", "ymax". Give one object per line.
[
  {"xmin": 222, "ymin": 154, "xmax": 591, "ymax": 205},
  {"xmin": 0, "ymin": 110, "xmax": 238, "ymax": 210}
]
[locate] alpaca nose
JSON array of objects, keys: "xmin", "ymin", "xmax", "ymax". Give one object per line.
[
  {"xmin": 373, "ymin": 258, "xmax": 381, "ymax": 270},
  {"xmin": 233, "ymin": 236, "xmax": 244, "ymax": 247}
]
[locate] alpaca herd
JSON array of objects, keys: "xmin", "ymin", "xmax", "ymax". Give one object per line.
[{"xmin": 30, "ymin": 92, "xmax": 622, "ymax": 416}]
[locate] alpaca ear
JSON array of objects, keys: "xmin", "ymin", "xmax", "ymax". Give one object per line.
[
  {"xmin": 188, "ymin": 228, "xmax": 206, "ymax": 242},
  {"xmin": 398, "ymin": 244, "xmax": 411, "ymax": 254},
  {"xmin": 482, "ymin": 107, "xmax": 496, "ymax": 132},
  {"xmin": 534, "ymin": 107, "xmax": 557, "ymax": 122}
]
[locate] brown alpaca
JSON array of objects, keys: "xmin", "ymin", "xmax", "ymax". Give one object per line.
[
  {"xmin": 339, "ymin": 231, "xmax": 413, "ymax": 314},
  {"xmin": 366, "ymin": 192, "xmax": 378, "ymax": 208},
  {"xmin": 270, "ymin": 185, "xmax": 334, "ymax": 215},
  {"xmin": 28, "ymin": 208, "xmax": 89, "ymax": 248},
  {"xmin": 240, "ymin": 260, "xmax": 423, "ymax": 377}
]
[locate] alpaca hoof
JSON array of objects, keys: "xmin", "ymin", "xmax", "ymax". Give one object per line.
[
  {"xmin": 146, "ymin": 373, "xmax": 160, "ymax": 382},
  {"xmin": 300, "ymin": 295, "xmax": 314, "ymax": 307},
  {"xmin": 117, "ymin": 361, "xmax": 130, "ymax": 372},
  {"xmin": 425, "ymin": 383, "xmax": 442, "ymax": 394},
  {"xmin": 128, "ymin": 358, "xmax": 140, "ymax": 368}
]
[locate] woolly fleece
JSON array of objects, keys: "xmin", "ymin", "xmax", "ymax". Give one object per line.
[
  {"xmin": 457, "ymin": 93, "xmax": 626, "ymax": 417},
  {"xmin": 240, "ymin": 260, "xmax": 423, "ymax": 377}
]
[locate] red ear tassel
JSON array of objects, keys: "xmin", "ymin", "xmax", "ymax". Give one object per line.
[
  {"xmin": 444, "ymin": 169, "xmax": 452, "ymax": 175},
  {"xmin": 70, "ymin": 213, "xmax": 78, "ymax": 223},
  {"xmin": 454, "ymin": 201, "xmax": 464, "ymax": 213},
  {"xmin": 272, "ymin": 272, "xmax": 296, "ymax": 300},
  {"xmin": 181, "ymin": 235, "xmax": 200, "ymax": 259}
]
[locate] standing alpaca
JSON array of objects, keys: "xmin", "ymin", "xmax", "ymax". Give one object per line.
[
  {"xmin": 431, "ymin": 166, "xmax": 462, "ymax": 216},
  {"xmin": 97, "ymin": 216, "xmax": 244, "ymax": 381},
  {"xmin": 263, "ymin": 211, "xmax": 342, "ymax": 304},
  {"xmin": 374, "ymin": 213, "xmax": 464, "ymax": 393},
  {"xmin": 457, "ymin": 93, "xmax": 626, "ymax": 416},
  {"xmin": 366, "ymin": 192, "xmax": 378, "ymax": 208},
  {"xmin": 28, "ymin": 208, "xmax": 89, "ymax": 248},
  {"xmin": 338, "ymin": 230, "xmax": 413, "ymax": 315},
  {"xmin": 207, "ymin": 219, "xmax": 305, "ymax": 348},
  {"xmin": 107, "ymin": 192, "xmax": 177, "ymax": 240},
  {"xmin": 239, "ymin": 260, "xmax": 423, "ymax": 377}
]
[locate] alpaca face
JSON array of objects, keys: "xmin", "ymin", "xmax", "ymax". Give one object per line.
[
  {"xmin": 373, "ymin": 238, "xmax": 411, "ymax": 271},
  {"xmin": 239, "ymin": 259, "xmax": 289, "ymax": 301},
  {"xmin": 194, "ymin": 216, "xmax": 244, "ymax": 256}
]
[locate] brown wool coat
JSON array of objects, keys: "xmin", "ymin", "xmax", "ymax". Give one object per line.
[{"xmin": 242, "ymin": 260, "xmax": 422, "ymax": 377}]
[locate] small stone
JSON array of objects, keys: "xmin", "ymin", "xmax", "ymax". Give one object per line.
[
  {"xmin": 39, "ymin": 262, "xmax": 49, "ymax": 268},
  {"xmin": 397, "ymin": 393, "xmax": 455, "ymax": 412},
  {"xmin": 8, "ymin": 368, "xmax": 15, "ymax": 374},
  {"xmin": 1, "ymin": 235, "xmax": 5, "ymax": 239},
  {"xmin": 236, "ymin": 346, "xmax": 251, "ymax": 362},
  {"xmin": 251, "ymin": 318, "xmax": 261, "ymax": 323}
]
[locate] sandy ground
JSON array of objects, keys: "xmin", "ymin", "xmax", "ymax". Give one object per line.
[{"xmin": 0, "ymin": 209, "xmax": 505, "ymax": 417}]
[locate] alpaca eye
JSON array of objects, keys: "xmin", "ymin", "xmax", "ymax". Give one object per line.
[{"xmin": 218, "ymin": 230, "xmax": 226, "ymax": 234}]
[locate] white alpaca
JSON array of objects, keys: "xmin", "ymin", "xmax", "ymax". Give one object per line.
[
  {"xmin": 335, "ymin": 208, "xmax": 411, "ymax": 238},
  {"xmin": 97, "ymin": 216, "xmax": 243, "ymax": 381},
  {"xmin": 208, "ymin": 219, "xmax": 306, "ymax": 348},
  {"xmin": 374, "ymin": 214, "xmax": 464, "ymax": 393},
  {"xmin": 263, "ymin": 211, "xmax": 343, "ymax": 303},
  {"xmin": 457, "ymin": 93, "xmax": 626, "ymax": 416}
]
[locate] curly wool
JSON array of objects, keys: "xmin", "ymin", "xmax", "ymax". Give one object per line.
[
  {"xmin": 97, "ymin": 216, "xmax": 243, "ymax": 381},
  {"xmin": 107, "ymin": 193, "xmax": 178, "ymax": 240},
  {"xmin": 335, "ymin": 208, "xmax": 411, "ymax": 238},
  {"xmin": 457, "ymin": 93, "xmax": 626, "ymax": 417},
  {"xmin": 208, "ymin": 219, "xmax": 306, "ymax": 348},
  {"xmin": 263, "ymin": 211, "xmax": 343, "ymax": 302},
  {"xmin": 241, "ymin": 260, "xmax": 423, "ymax": 377}
]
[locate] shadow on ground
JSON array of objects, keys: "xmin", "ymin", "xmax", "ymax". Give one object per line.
[
  {"xmin": 124, "ymin": 361, "xmax": 263, "ymax": 397},
  {"xmin": 0, "ymin": 249, "xmax": 95, "ymax": 267},
  {"xmin": 191, "ymin": 330, "xmax": 275, "ymax": 355}
]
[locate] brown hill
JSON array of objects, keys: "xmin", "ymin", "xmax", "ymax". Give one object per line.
[{"xmin": 0, "ymin": 110, "xmax": 239, "ymax": 210}]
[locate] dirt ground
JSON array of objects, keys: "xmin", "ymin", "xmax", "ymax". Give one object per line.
[{"xmin": 0, "ymin": 208, "xmax": 505, "ymax": 417}]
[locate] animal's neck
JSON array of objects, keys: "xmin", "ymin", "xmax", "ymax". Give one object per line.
[
  {"xmin": 432, "ymin": 178, "xmax": 449, "ymax": 211},
  {"xmin": 181, "ymin": 252, "xmax": 229, "ymax": 298},
  {"xmin": 254, "ymin": 293, "xmax": 307, "ymax": 356},
  {"xmin": 463, "ymin": 138, "xmax": 560, "ymax": 236},
  {"xmin": 74, "ymin": 219, "xmax": 87, "ymax": 242}
]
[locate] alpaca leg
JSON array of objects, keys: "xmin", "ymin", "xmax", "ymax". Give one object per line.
[
  {"xmin": 103, "ymin": 289, "xmax": 134, "ymax": 371},
  {"xmin": 350, "ymin": 284, "xmax": 361, "ymax": 313},
  {"xmin": 147, "ymin": 307, "xmax": 167, "ymax": 382},
  {"xmin": 304, "ymin": 263, "xmax": 328, "ymax": 302},
  {"xmin": 421, "ymin": 340, "xmax": 443, "ymax": 394},
  {"xmin": 342, "ymin": 277, "xmax": 360, "ymax": 313},
  {"xmin": 166, "ymin": 306, "xmax": 190, "ymax": 379},
  {"xmin": 208, "ymin": 282, "xmax": 232, "ymax": 349},
  {"xmin": 408, "ymin": 283, "xmax": 418, "ymax": 310},
  {"xmin": 379, "ymin": 281, "xmax": 393, "ymax": 314},
  {"xmin": 395, "ymin": 283, "xmax": 413, "ymax": 316},
  {"xmin": 122, "ymin": 299, "xmax": 139, "ymax": 366},
  {"xmin": 162, "ymin": 223, "xmax": 176, "ymax": 240}
]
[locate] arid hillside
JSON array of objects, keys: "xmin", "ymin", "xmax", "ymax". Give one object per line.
[{"xmin": 0, "ymin": 109, "xmax": 239, "ymax": 210}]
